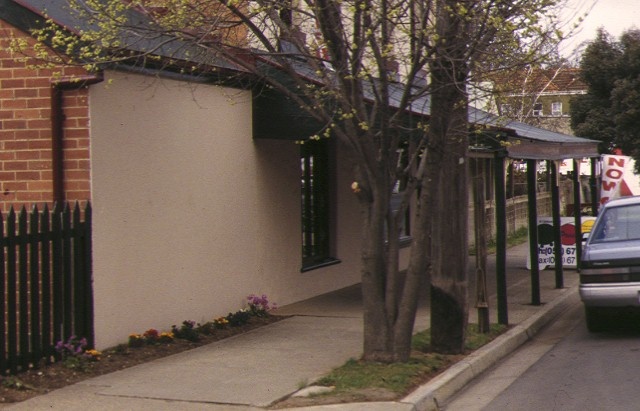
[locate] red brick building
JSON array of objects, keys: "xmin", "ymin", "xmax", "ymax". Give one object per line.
[{"xmin": 0, "ymin": 19, "xmax": 97, "ymax": 213}]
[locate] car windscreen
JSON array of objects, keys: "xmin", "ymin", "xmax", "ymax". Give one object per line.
[{"xmin": 590, "ymin": 204, "xmax": 640, "ymax": 243}]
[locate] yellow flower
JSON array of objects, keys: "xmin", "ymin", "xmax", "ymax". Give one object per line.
[{"xmin": 85, "ymin": 349, "xmax": 102, "ymax": 361}]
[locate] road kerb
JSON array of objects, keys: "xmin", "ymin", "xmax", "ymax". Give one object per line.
[{"xmin": 400, "ymin": 286, "xmax": 579, "ymax": 411}]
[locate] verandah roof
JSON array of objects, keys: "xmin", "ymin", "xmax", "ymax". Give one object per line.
[
  {"xmin": 254, "ymin": 79, "xmax": 599, "ymax": 161},
  {"xmin": 467, "ymin": 107, "xmax": 599, "ymax": 160}
]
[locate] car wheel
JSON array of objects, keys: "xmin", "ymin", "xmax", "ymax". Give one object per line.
[{"xmin": 585, "ymin": 307, "xmax": 607, "ymax": 332}]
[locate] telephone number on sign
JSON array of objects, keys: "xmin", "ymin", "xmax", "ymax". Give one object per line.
[
  {"xmin": 538, "ymin": 257, "xmax": 576, "ymax": 265},
  {"xmin": 538, "ymin": 246, "xmax": 576, "ymax": 256}
]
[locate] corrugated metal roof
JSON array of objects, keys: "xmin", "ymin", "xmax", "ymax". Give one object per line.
[
  {"xmin": 468, "ymin": 106, "xmax": 599, "ymax": 159},
  {"xmin": 390, "ymin": 82, "xmax": 599, "ymax": 159}
]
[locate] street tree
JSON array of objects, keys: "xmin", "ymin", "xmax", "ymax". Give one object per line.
[
  {"xmin": 570, "ymin": 28, "xmax": 621, "ymax": 154},
  {"xmin": 15, "ymin": 0, "xmax": 574, "ymax": 360},
  {"xmin": 610, "ymin": 30, "xmax": 640, "ymax": 163}
]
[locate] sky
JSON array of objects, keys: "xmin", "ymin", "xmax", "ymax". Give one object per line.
[{"xmin": 559, "ymin": 0, "xmax": 640, "ymax": 58}]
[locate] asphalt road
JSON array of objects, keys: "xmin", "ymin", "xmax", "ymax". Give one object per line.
[{"xmin": 445, "ymin": 296, "xmax": 640, "ymax": 411}]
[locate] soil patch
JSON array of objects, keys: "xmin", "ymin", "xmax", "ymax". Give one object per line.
[{"xmin": 0, "ymin": 315, "xmax": 285, "ymax": 405}]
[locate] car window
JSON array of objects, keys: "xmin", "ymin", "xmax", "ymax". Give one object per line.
[{"xmin": 590, "ymin": 204, "xmax": 640, "ymax": 242}]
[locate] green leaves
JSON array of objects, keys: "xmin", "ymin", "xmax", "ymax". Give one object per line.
[{"xmin": 571, "ymin": 28, "xmax": 640, "ymax": 157}]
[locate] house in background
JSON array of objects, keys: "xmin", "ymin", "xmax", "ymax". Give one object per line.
[
  {"xmin": 492, "ymin": 67, "xmax": 587, "ymax": 135},
  {"xmin": 488, "ymin": 67, "xmax": 593, "ymax": 210}
]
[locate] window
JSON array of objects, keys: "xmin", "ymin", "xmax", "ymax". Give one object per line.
[
  {"xmin": 390, "ymin": 146, "xmax": 411, "ymax": 243},
  {"xmin": 591, "ymin": 204, "xmax": 640, "ymax": 242},
  {"xmin": 532, "ymin": 102, "xmax": 543, "ymax": 116},
  {"xmin": 551, "ymin": 102, "xmax": 563, "ymax": 116},
  {"xmin": 300, "ymin": 139, "xmax": 339, "ymax": 271}
]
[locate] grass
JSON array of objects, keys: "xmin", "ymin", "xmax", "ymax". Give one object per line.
[
  {"xmin": 289, "ymin": 230, "xmax": 524, "ymax": 402},
  {"xmin": 315, "ymin": 323, "xmax": 508, "ymax": 396},
  {"xmin": 500, "ymin": 226, "xmax": 529, "ymax": 248},
  {"xmin": 306, "ymin": 230, "xmax": 525, "ymax": 399},
  {"xmin": 471, "ymin": 226, "xmax": 529, "ymax": 255}
]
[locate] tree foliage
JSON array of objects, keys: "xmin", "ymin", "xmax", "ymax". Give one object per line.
[
  {"xmin": 12, "ymin": 0, "xmax": 575, "ymax": 361},
  {"xmin": 571, "ymin": 27, "xmax": 640, "ymax": 161}
]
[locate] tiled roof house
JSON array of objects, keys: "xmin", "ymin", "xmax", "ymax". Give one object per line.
[{"xmin": 493, "ymin": 67, "xmax": 587, "ymax": 135}]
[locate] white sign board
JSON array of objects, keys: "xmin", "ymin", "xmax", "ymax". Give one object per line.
[{"xmin": 527, "ymin": 216, "xmax": 596, "ymax": 270}]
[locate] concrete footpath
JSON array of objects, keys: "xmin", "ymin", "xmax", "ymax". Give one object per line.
[{"xmin": 4, "ymin": 243, "xmax": 580, "ymax": 411}]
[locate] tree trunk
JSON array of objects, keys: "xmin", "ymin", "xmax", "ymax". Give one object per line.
[
  {"xmin": 360, "ymin": 191, "xmax": 394, "ymax": 362},
  {"xmin": 426, "ymin": 0, "xmax": 471, "ymax": 354},
  {"xmin": 427, "ymin": 93, "xmax": 469, "ymax": 353},
  {"xmin": 359, "ymin": 161, "xmax": 427, "ymax": 363}
]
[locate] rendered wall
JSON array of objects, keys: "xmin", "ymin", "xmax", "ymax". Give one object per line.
[{"xmin": 89, "ymin": 70, "xmax": 367, "ymax": 348}]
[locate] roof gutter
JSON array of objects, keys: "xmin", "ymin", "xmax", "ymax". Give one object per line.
[{"xmin": 51, "ymin": 73, "xmax": 103, "ymax": 205}]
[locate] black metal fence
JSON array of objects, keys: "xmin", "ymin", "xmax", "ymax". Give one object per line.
[{"xmin": 0, "ymin": 202, "xmax": 93, "ymax": 375}]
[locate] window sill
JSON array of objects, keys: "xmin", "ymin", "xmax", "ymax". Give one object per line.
[
  {"xmin": 399, "ymin": 236, "xmax": 413, "ymax": 248},
  {"xmin": 301, "ymin": 257, "xmax": 342, "ymax": 273},
  {"xmin": 384, "ymin": 236, "xmax": 413, "ymax": 249}
]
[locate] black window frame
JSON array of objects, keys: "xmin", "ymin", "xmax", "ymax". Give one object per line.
[
  {"xmin": 300, "ymin": 139, "xmax": 340, "ymax": 271},
  {"xmin": 532, "ymin": 102, "xmax": 543, "ymax": 116},
  {"xmin": 390, "ymin": 145, "xmax": 412, "ymax": 246}
]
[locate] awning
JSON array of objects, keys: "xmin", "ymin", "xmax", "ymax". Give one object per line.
[
  {"xmin": 468, "ymin": 107, "xmax": 599, "ymax": 160},
  {"xmin": 254, "ymin": 85, "xmax": 600, "ymax": 161}
]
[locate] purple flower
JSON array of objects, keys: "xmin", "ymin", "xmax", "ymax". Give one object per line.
[{"xmin": 55, "ymin": 335, "xmax": 90, "ymax": 358}]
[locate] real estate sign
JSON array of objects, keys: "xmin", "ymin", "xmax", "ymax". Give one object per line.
[
  {"xmin": 527, "ymin": 216, "xmax": 597, "ymax": 270},
  {"xmin": 600, "ymin": 154, "xmax": 640, "ymax": 205},
  {"xmin": 525, "ymin": 155, "xmax": 640, "ymax": 270}
]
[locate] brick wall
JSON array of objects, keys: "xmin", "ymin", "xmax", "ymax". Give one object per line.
[{"xmin": 0, "ymin": 20, "xmax": 92, "ymax": 214}]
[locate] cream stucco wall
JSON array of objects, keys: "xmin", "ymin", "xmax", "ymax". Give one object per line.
[{"xmin": 89, "ymin": 70, "xmax": 370, "ymax": 348}]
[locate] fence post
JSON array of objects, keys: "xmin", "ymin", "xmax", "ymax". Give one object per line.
[
  {"xmin": 73, "ymin": 202, "xmax": 94, "ymax": 345},
  {"xmin": 51, "ymin": 203, "xmax": 64, "ymax": 353},
  {"xmin": 62, "ymin": 204, "xmax": 73, "ymax": 342},
  {"xmin": 41, "ymin": 204, "xmax": 52, "ymax": 362},
  {"xmin": 18, "ymin": 207, "xmax": 29, "ymax": 371},
  {"xmin": 7, "ymin": 208, "xmax": 18, "ymax": 374},
  {"xmin": 0, "ymin": 211, "xmax": 5, "ymax": 375},
  {"xmin": 83, "ymin": 202, "xmax": 94, "ymax": 347},
  {"xmin": 29, "ymin": 206, "xmax": 42, "ymax": 368}
]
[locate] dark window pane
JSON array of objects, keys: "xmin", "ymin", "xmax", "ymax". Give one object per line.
[{"xmin": 301, "ymin": 140, "xmax": 332, "ymax": 268}]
